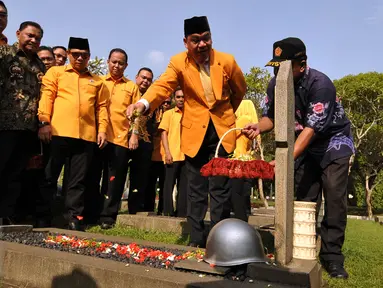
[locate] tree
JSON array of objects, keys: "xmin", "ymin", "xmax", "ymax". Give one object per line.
[
  {"xmin": 354, "ymin": 126, "xmax": 383, "ymax": 217},
  {"xmin": 244, "ymin": 67, "xmax": 274, "ymax": 208},
  {"xmin": 88, "ymin": 56, "xmax": 107, "ymax": 75},
  {"xmin": 334, "ymin": 72, "xmax": 383, "ymax": 216}
]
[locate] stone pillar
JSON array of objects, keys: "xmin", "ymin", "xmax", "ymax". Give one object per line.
[{"xmin": 274, "ymin": 61, "xmax": 295, "ymax": 266}]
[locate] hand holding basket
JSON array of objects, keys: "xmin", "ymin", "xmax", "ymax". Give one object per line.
[{"xmin": 200, "ymin": 128, "xmax": 275, "ymax": 180}]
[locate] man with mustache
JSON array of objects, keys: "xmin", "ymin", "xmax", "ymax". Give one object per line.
[
  {"xmin": 0, "ymin": 21, "xmax": 45, "ymax": 225},
  {"xmin": 127, "ymin": 16, "xmax": 246, "ymax": 247},
  {"xmin": 38, "ymin": 37, "xmax": 109, "ymax": 231}
]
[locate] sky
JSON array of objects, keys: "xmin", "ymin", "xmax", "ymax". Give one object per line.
[{"xmin": 4, "ymin": 0, "xmax": 383, "ymax": 80}]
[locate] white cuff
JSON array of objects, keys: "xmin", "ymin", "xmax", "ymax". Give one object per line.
[{"xmin": 138, "ymin": 98, "xmax": 149, "ymax": 112}]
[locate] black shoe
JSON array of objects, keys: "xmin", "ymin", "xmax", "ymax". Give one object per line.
[
  {"xmin": 321, "ymin": 260, "xmax": 349, "ymax": 279},
  {"xmin": 100, "ymin": 222, "xmax": 114, "ymax": 230},
  {"xmin": 188, "ymin": 242, "xmax": 205, "ymax": 249},
  {"xmin": 68, "ymin": 219, "xmax": 84, "ymax": 231}
]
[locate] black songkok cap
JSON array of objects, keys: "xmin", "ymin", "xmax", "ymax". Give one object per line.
[
  {"xmin": 184, "ymin": 16, "xmax": 210, "ymax": 37},
  {"xmin": 68, "ymin": 37, "xmax": 90, "ymax": 51}
]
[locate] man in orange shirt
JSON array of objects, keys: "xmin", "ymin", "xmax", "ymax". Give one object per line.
[
  {"xmin": 98, "ymin": 48, "xmax": 141, "ymax": 229},
  {"xmin": 38, "ymin": 37, "xmax": 108, "ymax": 230},
  {"xmin": 52, "ymin": 46, "xmax": 67, "ymax": 66},
  {"xmin": 0, "ymin": 1, "xmax": 7, "ymax": 45},
  {"xmin": 231, "ymin": 99, "xmax": 260, "ymax": 222},
  {"xmin": 127, "ymin": 16, "xmax": 246, "ymax": 247},
  {"xmin": 146, "ymin": 97, "xmax": 171, "ymax": 214},
  {"xmin": 37, "ymin": 46, "xmax": 56, "ymax": 70},
  {"xmin": 128, "ymin": 67, "xmax": 154, "ymax": 214},
  {"xmin": 159, "ymin": 87, "xmax": 187, "ymax": 217}
]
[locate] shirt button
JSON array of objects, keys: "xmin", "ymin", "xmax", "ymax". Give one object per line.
[
  {"xmin": 202, "ymin": 125, "xmax": 206, "ymax": 128},
  {"xmin": 117, "ymin": 135, "xmax": 121, "ymax": 138}
]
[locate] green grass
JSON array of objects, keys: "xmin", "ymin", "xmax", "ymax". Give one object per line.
[
  {"xmin": 324, "ymin": 219, "xmax": 383, "ymax": 288},
  {"xmin": 87, "ymin": 224, "xmax": 190, "ymax": 246}
]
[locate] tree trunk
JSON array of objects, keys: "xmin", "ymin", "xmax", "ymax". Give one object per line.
[
  {"xmin": 348, "ymin": 153, "xmax": 355, "ymax": 175},
  {"xmin": 258, "ymin": 142, "xmax": 269, "ymax": 209},
  {"xmin": 365, "ymin": 175, "xmax": 373, "ymax": 218},
  {"xmin": 258, "ymin": 178, "xmax": 269, "ymax": 209}
]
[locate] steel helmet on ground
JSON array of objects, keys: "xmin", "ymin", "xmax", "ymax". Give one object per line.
[{"xmin": 203, "ymin": 218, "xmax": 269, "ymax": 266}]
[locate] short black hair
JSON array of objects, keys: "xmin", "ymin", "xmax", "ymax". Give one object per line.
[
  {"xmin": 19, "ymin": 21, "xmax": 44, "ymax": 37},
  {"xmin": 38, "ymin": 46, "xmax": 54, "ymax": 57},
  {"xmin": 173, "ymin": 86, "xmax": 183, "ymax": 98},
  {"xmin": 108, "ymin": 48, "xmax": 128, "ymax": 63},
  {"xmin": 52, "ymin": 46, "xmax": 67, "ymax": 52},
  {"xmin": 0, "ymin": 1, "xmax": 7, "ymax": 12},
  {"xmin": 137, "ymin": 67, "xmax": 153, "ymax": 78}
]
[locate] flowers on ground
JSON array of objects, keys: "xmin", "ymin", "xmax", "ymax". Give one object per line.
[{"xmin": 44, "ymin": 234, "xmax": 204, "ymax": 269}]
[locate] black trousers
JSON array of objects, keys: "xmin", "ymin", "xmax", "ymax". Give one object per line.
[
  {"xmin": 83, "ymin": 145, "xmax": 108, "ymax": 224},
  {"xmin": 41, "ymin": 136, "xmax": 94, "ymax": 220},
  {"xmin": 163, "ymin": 161, "xmax": 187, "ymax": 217},
  {"xmin": 17, "ymin": 138, "xmax": 50, "ymax": 221},
  {"xmin": 100, "ymin": 143, "xmax": 132, "ymax": 223},
  {"xmin": 128, "ymin": 141, "xmax": 153, "ymax": 214},
  {"xmin": 295, "ymin": 155, "xmax": 350, "ymax": 263},
  {"xmin": 146, "ymin": 161, "xmax": 165, "ymax": 213},
  {"xmin": 0, "ymin": 130, "xmax": 35, "ymax": 218},
  {"xmin": 230, "ymin": 178, "xmax": 252, "ymax": 222},
  {"xmin": 186, "ymin": 121, "xmax": 231, "ymax": 246}
]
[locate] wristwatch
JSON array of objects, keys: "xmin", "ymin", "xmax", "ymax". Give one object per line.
[
  {"xmin": 132, "ymin": 130, "xmax": 139, "ymax": 135},
  {"xmin": 38, "ymin": 121, "xmax": 50, "ymax": 128}
]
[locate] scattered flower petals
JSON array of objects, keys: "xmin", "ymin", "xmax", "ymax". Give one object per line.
[{"xmin": 43, "ymin": 234, "xmax": 205, "ymax": 269}]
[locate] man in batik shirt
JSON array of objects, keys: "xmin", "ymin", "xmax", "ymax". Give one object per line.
[
  {"xmin": 244, "ymin": 37, "xmax": 354, "ymax": 280},
  {"xmin": 0, "ymin": 21, "xmax": 45, "ymax": 225}
]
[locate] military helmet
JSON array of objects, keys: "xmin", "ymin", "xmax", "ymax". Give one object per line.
[{"xmin": 204, "ymin": 218, "xmax": 269, "ymax": 266}]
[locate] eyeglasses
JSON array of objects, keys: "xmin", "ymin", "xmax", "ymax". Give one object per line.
[
  {"xmin": 70, "ymin": 52, "xmax": 90, "ymax": 59},
  {"xmin": 0, "ymin": 12, "xmax": 7, "ymax": 18},
  {"xmin": 163, "ymin": 101, "xmax": 171, "ymax": 105}
]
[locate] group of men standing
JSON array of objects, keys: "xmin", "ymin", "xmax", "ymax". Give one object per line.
[{"xmin": 0, "ymin": 0, "xmax": 353, "ymax": 280}]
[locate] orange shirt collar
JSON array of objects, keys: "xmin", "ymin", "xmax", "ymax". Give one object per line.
[
  {"xmin": 65, "ymin": 64, "xmax": 92, "ymax": 76},
  {"xmin": 105, "ymin": 73, "xmax": 128, "ymax": 83}
]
